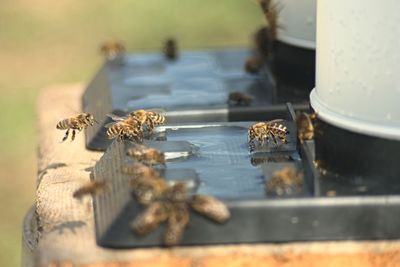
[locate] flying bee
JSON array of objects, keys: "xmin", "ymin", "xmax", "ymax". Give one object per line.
[
  {"xmin": 100, "ymin": 40, "xmax": 125, "ymax": 60},
  {"xmin": 164, "ymin": 203, "xmax": 189, "ymax": 246},
  {"xmin": 190, "ymin": 195, "xmax": 230, "ymax": 223},
  {"xmin": 126, "ymin": 145, "xmax": 166, "ymax": 166},
  {"xmin": 56, "ymin": 113, "xmax": 97, "ymax": 142},
  {"xmin": 261, "ymin": 1, "xmax": 283, "ymax": 41},
  {"xmin": 105, "ymin": 114, "xmax": 143, "ymax": 142},
  {"xmin": 130, "ymin": 176, "xmax": 169, "ymax": 205},
  {"xmin": 228, "ymin": 92, "xmax": 254, "ymax": 106},
  {"xmin": 131, "ymin": 201, "xmax": 169, "ymax": 235},
  {"xmin": 73, "ymin": 180, "xmax": 107, "ymax": 200},
  {"xmin": 163, "ymin": 38, "xmax": 177, "ymax": 60},
  {"xmin": 296, "ymin": 112, "xmax": 318, "ymax": 144},
  {"xmin": 266, "ymin": 167, "xmax": 304, "ymax": 196},
  {"xmin": 121, "ymin": 162, "xmax": 161, "ymax": 177},
  {"xmin": 244, "ymin": 56, "xmax": 263, "ymax": 74},
  {"xmin": 248, "ymin": 120, "xmax": 289, "ymax": 151},
  {"xmin": 254, "ymin": 26, "xmax": 272, "ymax": 59},
  {"xmin": 128, "ymin": 109, "xmax": 166, "ymax": 133}
]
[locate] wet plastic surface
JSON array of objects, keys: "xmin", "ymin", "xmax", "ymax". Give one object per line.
[
  {"xmin": 92, "ymin": 104, "xmax": 400, "ymax": 248},
  {"xmin": 83, "ymin": 48, "xmax": 310, "ymax": 151}
]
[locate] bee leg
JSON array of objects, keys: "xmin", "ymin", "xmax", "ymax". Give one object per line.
[
  {"xmin": 62, "ymin": 129, "xmax": 70, "ymax": 142},
  {"xmin": 270, "ymin": 132, "xmax": 278, "ymax": 146},
  {"xmin": 71, "ymin": 129, "xmax": 76, "ymax": 141}
]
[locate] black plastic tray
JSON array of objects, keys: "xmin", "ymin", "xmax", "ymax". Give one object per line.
[
  {"xmin": 83, "ymin": 48, "xmax": 309, "ymax": 151},
  {"xmin": 92, "ymin": 104, "xmax": 400, "ymax": 248}
]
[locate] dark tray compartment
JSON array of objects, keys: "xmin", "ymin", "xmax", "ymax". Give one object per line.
[
  {"xmin": 83, "ymin": 48, "xmax": 310, "ymax": 151},
  {"xmin": 92, "ymin": 104, "xmax": 400, "ymax": 248}
]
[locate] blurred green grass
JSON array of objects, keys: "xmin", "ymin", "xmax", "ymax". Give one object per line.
[{"xmin": 0, "ymin": 1, "xmax": 264, "ymax": 266}]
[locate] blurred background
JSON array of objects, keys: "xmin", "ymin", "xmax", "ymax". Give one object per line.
[{"xmin": 0, "ymin": 0, "xmax": 264, "ymax": 265}]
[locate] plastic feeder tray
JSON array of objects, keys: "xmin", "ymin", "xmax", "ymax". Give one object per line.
[
  {"xmin": 83, "ymin": 48, "xmax": 309, "ymax": 151},
  {"xmin": 91, "ymin": 103, "xmax": 400, "ymax": 248}
]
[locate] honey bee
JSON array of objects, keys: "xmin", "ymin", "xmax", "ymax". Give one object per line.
[
  {"xmin": 190, "ymin": 195, "xmax": 230, "ymax": 223},
  {"xmin": 259, "ymin": 1, "xmax": 283, "ymax": 41},
  {"xmin": 163, "ymin": 182, "xmax": 187, "ymax": 203},
  {"xmin": 248, "ymin": 120, "xmax": 289, "ymax": 151},
  {"xmin": 131, "ymin": 180, "xmax": 230, "ymax": 246},
  {"xmin": 266, "ymin": 167, "xmax": 304, "ymax": 196},
  {"xmin": 164, "ymin": 203, "xmax": 189, "ymax": 246},
  {"xmin": 244, "ymin": 56, "xmax": 263, "ymax": 74},
  {"xmin": 296, "ymin": 112, "xmax": 317, "ymax": 144},
  {"xmin": 126, "ymin": 145, "xmax": 166, "ymax": 166},
  {"xmin": 100, "ymin": 40, "xmax": 125, "ymax": 60},
  {"xmin": 73, "ymin": 180, "xmax": 107, "ymax": 199},
  {"xmin": 130, "ymin": 175, "xmax": 169, "ymax": 205},
  {"xmin": 250, "ymin": 154, "xmax": 293, "ymax": 166},
  {"xmin": 128, "ymin": 109, "xmax": 166, "ymax": 133},
  {"xmin": 228, "ymin": 92, "xmax": 254, "ymax": 106},
  {"xmin": 163, "ymin": 38, "xmax": 177, "ymax": 60},
  {"xmin": 56, "ymin": 113, "xmax": 97, "ymax": 142},
  {"xmin": 254, "ymin": 26, "xmax": 271, "ymax": 59},
  {"xmin": 131, "ymin": 201, "xmax": 169, "ymax": 235},
  {"xmin": 105, "ymin": 115, "xmax": 143, "ymax": 142},
  {"xmin": 121, "ymin": 162, "xmax": 161, "ymax": 177}
]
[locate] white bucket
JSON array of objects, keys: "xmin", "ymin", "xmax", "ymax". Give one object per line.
[
  {"xmin": 274, "ymin": 0, "xmax": 317, "ymax": 49},
  {"xmin": 310, "ymin": 0, "xmax": 400, "ymax": 140}
]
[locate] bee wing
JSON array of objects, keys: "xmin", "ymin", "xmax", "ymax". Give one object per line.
[
  {"xmin": 146, "ymin": 108, "xmax": 166, "ymax": 115},
  {"xmin": 104, "ymin": 122, "xmax": 117, "ymax": 128},
  {"xmin": 107, "ymin": 113, "xmax": 128, "ymax": 121}
]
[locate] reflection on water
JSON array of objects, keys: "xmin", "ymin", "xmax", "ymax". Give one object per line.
[{"xmin": 165, "ymin": 126, "xmax": 267, "ymax": 200}]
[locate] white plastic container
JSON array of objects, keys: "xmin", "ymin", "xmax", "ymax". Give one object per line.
[
  {"xmin": 275, "ymin": 0, "xmax": 317, "ymax": 49},
  {"xmin": 310, "ymin": 0, "xmax": 400, "ymax": 140}
]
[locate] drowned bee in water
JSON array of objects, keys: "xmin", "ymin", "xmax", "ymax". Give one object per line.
[
  {"xmin": 100, "ymin": 40, "xmax": 125, "ymax": 60},
  {"xmin": 296, "ymin": 112, "xmax": 318, "ymax": 144},
  {"xmin": 56, "ymin": 113, "xmax": 97, "ymax": 142},
  {"xmin": 126, "ymin": 144, "xmax": 166, "ymax": 166},
  {"xmin": 163, "ymin": 38, "xmax": 177, "ymax": 60},
  {"xmin": 73, "ymin": 180, "xmax": 108, "ymax": 200},
  {"xmin": 228, "ymin": 92, "xmax": 254, "ymax": 106},
  {"xmin": 248, "ymin": 119, "xmax": 289, "ymax": 151}
]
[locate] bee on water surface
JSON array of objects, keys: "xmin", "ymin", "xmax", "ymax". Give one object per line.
[
  {"xmin": 56, "ymin": 113, "xmax": 97, "ymax": 142},
  {"xmin": 121, "ymin": 162, "xmax": 161, "ymax": 177},
  {"xmin": 248, "ymin": 119, "xmax": 289, "ymax": 151},
  {"xmin": 73, "ymin": 180, "xmax": 107, "ymax": 199},
  {"xmin": 228, "ymin": 92, "xmax": 254, "ymax": 106},
  {"xmin": 126, "ymin": 145, "xmax": 166, "ymax": 166}
]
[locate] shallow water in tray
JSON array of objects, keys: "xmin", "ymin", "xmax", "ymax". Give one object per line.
[{"xmin": 164, "ymin": 126, "xmax": 267, "ymax": 200}]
